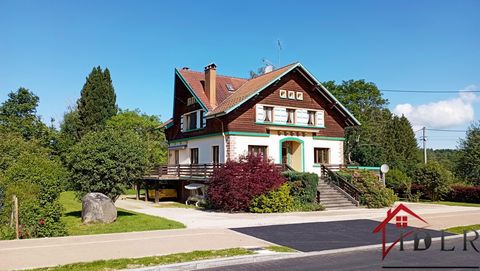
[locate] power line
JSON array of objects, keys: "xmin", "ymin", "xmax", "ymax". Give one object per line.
[
  {"xmin": 426, "ymin": 128, "xmax": 467, "ymax": 132},
  {"xmin": 381, "ymin": 89, "xmax": 480, "ymax": 93}
]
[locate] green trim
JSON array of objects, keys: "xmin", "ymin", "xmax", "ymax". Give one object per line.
[
  {"xmin": 169, "ymin": 133, "xmax": 223, "ymax": 143},
  {"xmin": 168, "ymin": 131, "xmax": 270, "ymax": 144},
  {"xmin": 346, "ymin": 166, "xmax": 381, "ymax": 171},
  {"xmin": 224, "ymin": 131, "xmax": 270, "ymax": 137},
  {"xmin": 313, "ymin": 136, "xmax": 346, "ymax": 141},
  {"xmin": 175, "ymin": 69, "xmax": 208, "ymax": 111},
  {"xmin": 183, "ymin": 127, "xmax": 204, "ymax": 132},
  {"xmin": 165, "ymin": 121, "xmax": 174, "ymax": 129},
  {"xmin": 255, "ymin": 122, "xmax": 325, "ymax": 129},
  {"xmin": 224, "ymin": 63, "xmax": 300, "ymax": 115},
  {"xmin": 313, "ymin": 164, "xmax": 322, "ymax": 167},
  {"xmin": 279, "ymin": 137, "xmax": 305, "ymax": 172}
]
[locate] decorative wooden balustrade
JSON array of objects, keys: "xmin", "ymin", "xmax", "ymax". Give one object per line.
[
  {"xmin": 143, "ymin": 163, "xmax": 292, "ymax": 181},
  {"xmin": 142, "ymin": 164, "xmax": 224, "ymax": 180}
]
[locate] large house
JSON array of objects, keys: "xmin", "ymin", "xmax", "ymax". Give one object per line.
[{"xmin": 163, "ymin": 62, "xmax": 360, "ymax": 174}]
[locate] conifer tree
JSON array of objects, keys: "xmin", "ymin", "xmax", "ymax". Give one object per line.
[{"xmin": 77, "ymin": 66, "xmax": 117, "ymax": 136}]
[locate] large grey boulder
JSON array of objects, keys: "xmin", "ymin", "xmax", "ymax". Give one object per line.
[{"xmin": 81, "ymin": 193, "xmax": 117, "ymax": 224}]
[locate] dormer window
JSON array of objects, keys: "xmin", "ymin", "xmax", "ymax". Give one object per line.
[
  {"xmin": 264, "ymin": 106, "xmax": 273, "ymax": 122},
  {"xmin": 226, "ymin": 83, "xmax": 235, "ymax": 91}
]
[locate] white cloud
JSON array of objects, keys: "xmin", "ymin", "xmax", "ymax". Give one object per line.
[{"xmin": 393, "ymin": 85, "xmax": 478, "ymax": 130}]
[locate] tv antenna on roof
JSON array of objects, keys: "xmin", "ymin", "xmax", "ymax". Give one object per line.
[{"xmin": 277, "ymin": 40, "xmax": 282, "ymax": 67}]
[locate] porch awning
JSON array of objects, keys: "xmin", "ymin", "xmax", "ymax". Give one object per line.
[{"xmin": 168, "ymin": 144, "xmax": 187, "ymax": 150}]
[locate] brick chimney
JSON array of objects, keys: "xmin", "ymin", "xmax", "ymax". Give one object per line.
[{"xmin": 204, "ymin": 63, "xmax": 217, "ymax": 107}]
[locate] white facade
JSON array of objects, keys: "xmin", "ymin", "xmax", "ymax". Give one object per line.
[
  {"xmin": 168, "ymin": 133, "xmax": 344, "ymax": 175},
  {"xmin": 168, "ymin": 135, "xmax": 225, "ymax": 165}
]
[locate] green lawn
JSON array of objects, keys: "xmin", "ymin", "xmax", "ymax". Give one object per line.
[
  {"xmin": 445, "ymin": 224, "xmax": 480, "ymax": 235},
  {"xmin": 421, "ymin": 200, "xmax": 480, "ymax": 208},
  {"xmin": 60, "ymin": 191, "xmax": 185, "ymax": 236},
  {"xmin": 264, "ymin": 246, "xmax": 297, "ymax": 253},
  {"xmin": 29, "ymin": 248, "xmax": 253, "ymax": 271}
]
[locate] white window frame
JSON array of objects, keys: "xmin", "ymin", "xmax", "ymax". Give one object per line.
[
  {"xmin": 181, "ymin": 109, "xmax": 206, "ymax": 132},
  {"xmin": 255, "ymin": 103, "xmax": 325, "ymax": 128}
]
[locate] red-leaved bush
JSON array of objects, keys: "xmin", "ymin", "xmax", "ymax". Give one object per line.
[
  {"xmin": 207, "ymin": 153, "xmax": 285, "ymax": 212},
  {"xmin": 445, "ymin": 185, "xmax": 480, "ymax": 203}
]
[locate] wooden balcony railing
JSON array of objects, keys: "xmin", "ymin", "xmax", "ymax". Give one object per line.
[
  {"xmin": 144, "ymin": 163, "xmax": 293, "ymax": 180},
  {"xmin": 145, "ymin": 164, "xmax": 224, "ymax": 179}
]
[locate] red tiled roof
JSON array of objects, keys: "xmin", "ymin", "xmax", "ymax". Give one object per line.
[
  {"xmin": 209, "ymin": 63, "xmax": 298, "ymax": 115},
  {"xmin": 176, "ymin": 62, "xmax": 360, "ymax": 127},
  {"xmin": 178, "ymin": 69, "xmax": 247, "ymax": 111}
]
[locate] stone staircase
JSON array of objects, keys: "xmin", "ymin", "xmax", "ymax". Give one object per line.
[{"xmin": 317, "ymin": 178, "xmax": 358, "ymax": 209}]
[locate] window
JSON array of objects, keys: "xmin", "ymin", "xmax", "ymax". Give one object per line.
[
  {"xmin": 212, "ymin": 146, "xmax": 219, "ymax": 164},
  {"xmin": 248, "ymin": 145, "xmax": 268, "ymax": 158},
  {"xmin": 226, "ymin": 83, "xmax": 234, "ymax": 91},
  {"xmin": 308, "ymin": 111, "xmax": 316, "ymax": 126},
  {"xmin": 286, "ymin": 109, "xmax": 295, "ymax": 124},
  {"xmin": 264, "ymin": 106, "xmax": 273, "ymax": 122},
  {"xmin": 200, "ymin": 110, "xmax": 204, "ymax": 128},
  {"xmin": 186, "ymin": 111, "xmax": 197, "ymax": 131},
  {"xmin": 190, "ymin": 148, "xmax": 199, "ymax": 164},
  {"xmin": 314, "ymin": 148, "xmax": 329, "ymax": 164}
]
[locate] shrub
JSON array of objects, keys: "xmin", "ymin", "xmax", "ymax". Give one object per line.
[
  {"xmin": 0, "ymin": 154, "xmax": 67, "ymax": 238},
  {"xmin": 445, "ymin": 185, "xmax": 480, "ymax": 203},
  {"xmin": 412, "ymin": 162, "xmax": 453, "ymax": 201},
  {"xmin": 342, "ymin": 169, "xmax": 398, "ymax": 208},
  {"xmin": 283, "ymin": 172, "xmax": 318, "ymax": 204},
  {"xmin": 250, "ymin": 184, "xmax": 295, "ymax": 213},
  {"xmin": 207, "ymin": 153, "xmax": 285, "ymax": 212},
  {"xmin": 67, "ymin": 128, "xmax": 150, "ymax": 201},
  {"xmin": 385, "ymin": 169, "xmax": 412, "ymax": 197}
]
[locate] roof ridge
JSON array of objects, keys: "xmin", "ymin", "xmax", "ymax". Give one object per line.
[
  {"xmin": 177, "ymin": 69, "xmax": 248, "ymax": 80},
  {"xmin": 245, "ymin": 62, "xmax": 299, "ymax": 81}
]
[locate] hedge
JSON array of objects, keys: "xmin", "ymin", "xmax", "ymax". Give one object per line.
[
  {"xmin": 283, "ymin": 171, "xmax": 318, "ymax": 204},
  {"xmin": 250, "ymin": 184, "xmax": 295, "ymax": 213},
  {"xmin": 445, "ymin": 185, "xmax": 480, "ymax": 203}
]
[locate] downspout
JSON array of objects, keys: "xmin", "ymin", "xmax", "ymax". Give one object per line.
[{"xmin": 214, "ymin": 116, "xmax": 227, "ymax": 163}]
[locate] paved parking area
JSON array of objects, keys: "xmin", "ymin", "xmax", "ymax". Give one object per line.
[
  {"xmin": 232, "ymin": 219, "xmax": 453, "ymax": 252},
  {"xmin": 116, "ymin": 199, "xmax": 480, "ymax": 230}
]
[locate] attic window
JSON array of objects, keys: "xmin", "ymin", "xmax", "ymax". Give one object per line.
[{"xmin": 226, "ymin": 83, "xmax": 235, "ymax": 91}]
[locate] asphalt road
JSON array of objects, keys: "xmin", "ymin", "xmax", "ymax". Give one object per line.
[
  {"xmin": 232, "ymin": 219, "xmax": 453, "ymax": 252},
  {"xmin": 202, "ymin": 237, "xmax": 480, "ymax": 271}
]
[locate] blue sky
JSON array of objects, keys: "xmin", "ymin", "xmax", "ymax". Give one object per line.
[{"xmin": 0, "ymin": 0, "xmax": 479, "ymax": 149}]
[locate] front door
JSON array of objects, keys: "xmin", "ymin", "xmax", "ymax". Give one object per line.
[
  {"xmin": 281, "ymin": 147, "xmax": 288, "ymax": 166},
  {"xmin": 174, "ymin": 150, "xmax": 179, "ymax": 165},
  {"xmin": 280, "ymin": 140, "xmax": 303, "ymax": 171}
]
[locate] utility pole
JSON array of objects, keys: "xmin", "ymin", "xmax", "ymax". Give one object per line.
[
  {"xmin": 422, "ymin": 127, "xmax": 427, "ymax": 164},
  {"xmin": 13, "ymin": 195, "xmax": 19, "ymax": 239}
]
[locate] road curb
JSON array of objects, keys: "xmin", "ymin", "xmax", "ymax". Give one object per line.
[{"xmin": 126, "ymin": 233, "xmax": 469, "ymax": 271}]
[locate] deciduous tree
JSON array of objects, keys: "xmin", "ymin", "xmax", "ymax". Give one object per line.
[{"xmin": 67, "ymin": 128, "xmax": 150, "ymax": 201}]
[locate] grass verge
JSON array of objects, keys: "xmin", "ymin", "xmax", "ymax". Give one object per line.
[
  {"xmin": 60, "ymin": 191, "xmax": 185, "ymax": 236},
  {"xmin": 421, "ymin": 201, "xmax": 480, "ymax": 208},
  {"xmin": 264, "ymin": 246, "xmax": 297, "ymax": 253},
  {"xmin": 29, "ymin": 248, "xmax": 254, "ymax": 271},
  {"xmin": 445, "ymin": 224, "xmax": 480, "ymax": 235},
  {"xmin": 156, "ymin": 202, "xmax": 198, "ymax": 209}
]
